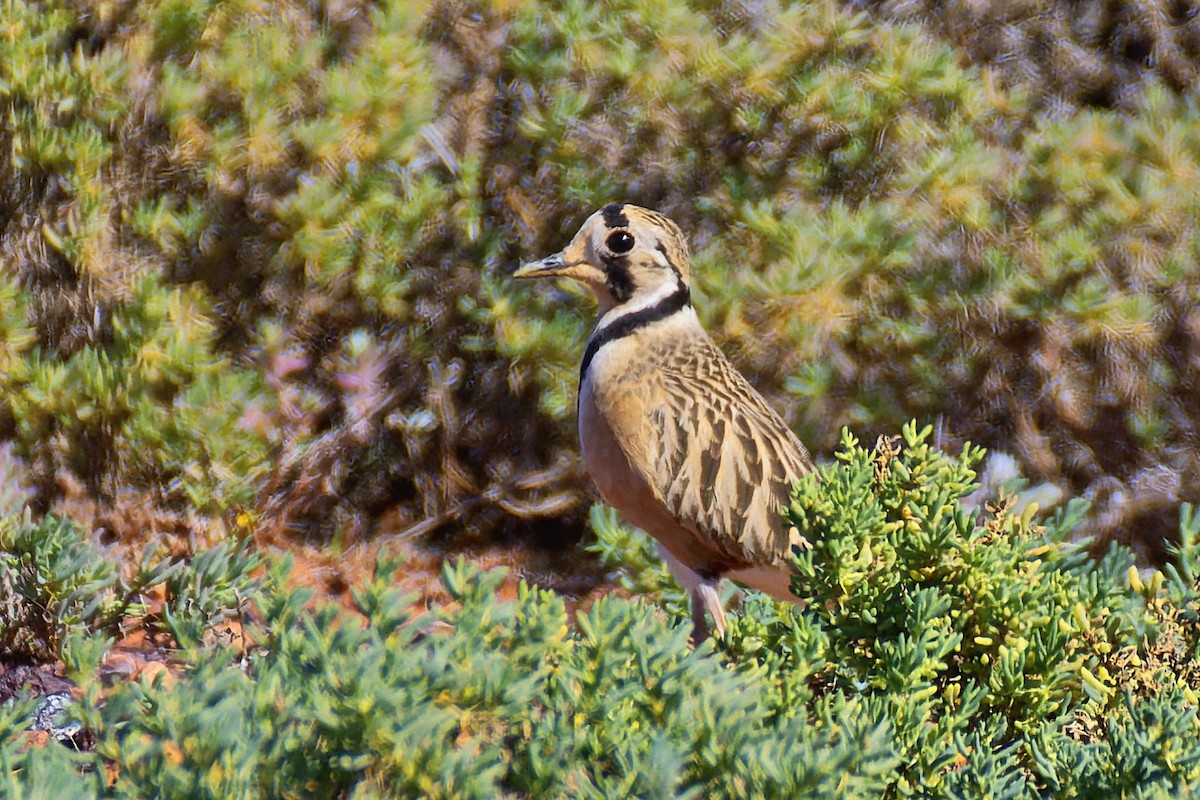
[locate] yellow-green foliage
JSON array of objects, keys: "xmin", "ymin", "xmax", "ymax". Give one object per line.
[
  {"xmin": 6, "ymin": 433, "xmax": 1200, "ymax": 797},
  {"xmin": 0, "ymin": 0, "xmax": 1196, "ymax": 550},
  {"xmin": 3, "ymin": 276, "xmax": 268, "ymax": 514},
  {"xmin": 0, "ymin": 0, "xmax": 577, "ymax": 539},
  {"xmin": 862, "ymin": 0, "xmax": 1200, "ymax": 105},
  {"xmin": 592, "ymin": 428, "xmax": 1200, "ymax": 797},
  {"xmin": 0, "ymin": 2, "xmax": 127, "ymax": 273}
]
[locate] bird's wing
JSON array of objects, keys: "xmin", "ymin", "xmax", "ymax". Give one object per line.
[{"xmin": 621, "ymin": 336, "xmax": 815, "ymax": 569}]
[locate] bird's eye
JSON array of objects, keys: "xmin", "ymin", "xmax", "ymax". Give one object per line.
[{"xmin": 606, "ymin": 231, "xmax": 635, "ymax": 254}]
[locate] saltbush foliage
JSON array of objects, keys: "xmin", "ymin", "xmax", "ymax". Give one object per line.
[
  {"xmin": 0, "ymin": 0, "xmax": 1194, "ymax": 551},
  {"xmin": 862, "ymin": 0, "xmax": 1200, "ymax": 105},
  {"xmin": 599, "ymin": 427, "xmax": 1200, "ymax": 797},
  {"xmin": 0, "ymin": 511, "xmax": 167, "ymax": 662},
  {"xmin": 0, "ymin": 508, "xmax": 255, "ymax": 665},
  {"xmin": 3, "ymin": 429, "xmax": 1200, "ymax": 797}
]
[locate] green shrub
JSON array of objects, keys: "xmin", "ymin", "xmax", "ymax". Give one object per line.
[
  {"xmin": 160, "ymin": 536, "xmax": 261, "ymax": 650},
  {"xmin": 592, "ymin": 425, "xmax": 1200, "ymax": 796},
  {"xmin": 786, "ymin": 424, "xmax": 1128, "ymax": 721},
  {"xmin": 7, "ymin": 430, "xmax": 1200, "ymax": 796},
  {"xmin": 0, "ymin": 424, "xmax": 1197, "ymax": 796},
  {"xmin": 860, "ymin": 0, "xmax": 1200, "ymax": 107},
  {"xmin": 0, "ymin": 508, "xmax": 257, "ymax": 666},
  {"xmin": 0, "ymin": 511, "xmax": 172, "ymax": 662},
  {"xmin": 3, "ymin": 276, "xmax": 270, "ymax": 517},
  {"xmin": 771, "ymin": 424, "xmax": 1148, "ymax": 792},
  {"xmin": 27, "ymin": 555, "xmax": 899, "ymax": 798}
]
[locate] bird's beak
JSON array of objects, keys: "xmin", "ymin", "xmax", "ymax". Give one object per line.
[{"xmin": 513, "ymin": 253, "xmax": 567, "ymax": 279}]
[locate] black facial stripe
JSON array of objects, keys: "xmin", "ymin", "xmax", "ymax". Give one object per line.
[
  {"xmin": 579, "ymin": 284, "xmax": 691, "ymax": 385},
  {"xmin": 602, "ymin": 253, "xmax": 635, "ymax": 303},
  {"xmin": 655, "ymin": 242, "xmax": 683, "ymax": 281},
  {"xmin": 602, "ymin": 203, "xmax": 629, "ymax": 229}
]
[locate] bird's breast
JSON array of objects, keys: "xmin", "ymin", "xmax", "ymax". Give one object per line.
[
  {"xmin": 577, "ymin": 353, "xmax": 636, "ymax": 505},
  {"xmin": 576, "ymin": 336, "xmax": 733, "ymax": 572}
]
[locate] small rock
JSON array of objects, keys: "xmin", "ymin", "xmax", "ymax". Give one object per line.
[{"xmin": 31, "ymin": 692, "xmax": 82, "ymax": 743}]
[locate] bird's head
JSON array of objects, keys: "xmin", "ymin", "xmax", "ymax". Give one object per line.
[{"xmin": 515, "ymin": 204, "xmax": 691, "ymax": 313}]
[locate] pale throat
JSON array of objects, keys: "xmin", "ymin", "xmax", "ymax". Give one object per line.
[{"xmin": 595, "ymin": 274, "xmax": 688, "ymax": 333}]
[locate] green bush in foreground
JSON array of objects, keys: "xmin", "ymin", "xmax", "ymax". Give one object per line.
[
  {"xmin": 3, "ymin": 425, "xmax": 1200, "ymax": 797},
  {"xmin": 0, "ymin": 509, "xmax": 258, "ymax": 665}
]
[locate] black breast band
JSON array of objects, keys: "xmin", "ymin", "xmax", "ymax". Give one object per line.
[{"xmin": 579, "ymin": 285, "xmax": 691, "ymax": 386}]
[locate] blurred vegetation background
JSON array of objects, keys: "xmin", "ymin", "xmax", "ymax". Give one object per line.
[{"xmin": 0, "ymin": 0, "xmax": 1196, "ymax": 561}]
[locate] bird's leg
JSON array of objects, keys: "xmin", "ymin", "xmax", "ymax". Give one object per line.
[
  {"xmin": 694, "ymin": 581, "xmax": 726, "ymax": 641},
  {"xmin": 689, "ymin": 591, "xmax": 711, "ymax": 644},
  {"xmin": 656, "ymin": 544, "xmax": 727, "ymax": 643}
]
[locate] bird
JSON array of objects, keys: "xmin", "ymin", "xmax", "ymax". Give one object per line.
[{"xmin": 514, "ymin": 203, "xmax": 815, "ymax": 639}]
